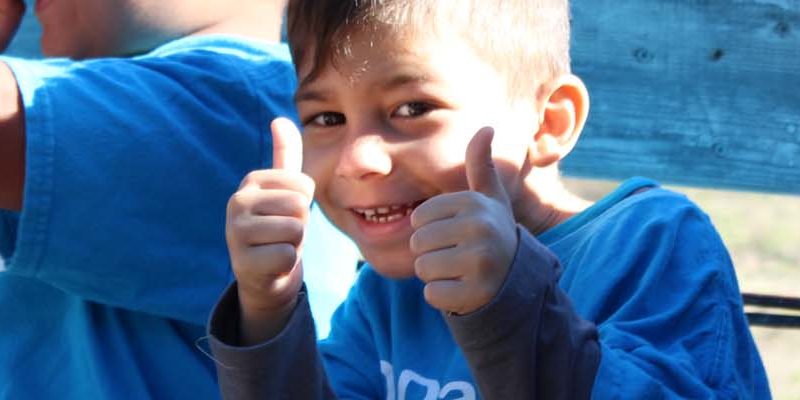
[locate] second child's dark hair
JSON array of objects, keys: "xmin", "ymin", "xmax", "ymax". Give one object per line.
[{"xmin": 286, "ymin": 0, "xmax": 572, "ymax": 100}]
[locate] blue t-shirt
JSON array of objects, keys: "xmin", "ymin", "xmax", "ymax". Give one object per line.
[
  {"xmin": 0, "ymin": 35, "xmax": 357, "ymax": 399},
  {"xmin": 208, "ymin": 177, "xmax": 770, "ymax": 399},
  {"xmin": 320, "ymin": 178, "xmax": 768, "ymax": 398}
]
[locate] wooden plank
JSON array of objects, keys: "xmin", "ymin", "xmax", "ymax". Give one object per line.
[
  {"xmin": 744, "ymin": 293, "xmax": 800, "ymax": 310},
  {"xmin": 746, "ymin": 312, "xmax": 800, "ymax": 328},
  {"xmin": 566, "ymin": 0, "xmax": 800, "ymax": 194}
]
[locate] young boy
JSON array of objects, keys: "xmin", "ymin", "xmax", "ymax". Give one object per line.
[
  {"xmin": 209, "ymin": 0, "xmax": 771, "ymax": 398},
  {"xmin": 0, "ymin": 0, "xmax": 357, "ymax": 398}
]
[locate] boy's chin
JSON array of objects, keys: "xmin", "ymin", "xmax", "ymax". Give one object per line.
[{"xmin": 361, "ymin": 252, "xmax": 416, "ymax": 280}]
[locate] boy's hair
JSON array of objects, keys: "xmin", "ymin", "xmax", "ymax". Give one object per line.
[{"xmin": 286, "ymin": 0, "xmax": 571, "ymax": 100}]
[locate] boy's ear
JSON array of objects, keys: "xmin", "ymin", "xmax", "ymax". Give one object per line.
[{"xmin": 529, "ymin": 74, "xmax": 590, "ymax": 168}]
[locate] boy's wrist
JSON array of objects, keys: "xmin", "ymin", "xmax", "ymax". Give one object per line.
[{"xmin": 237, "ymin": 287, "xmax": 300, "ymax": 346}]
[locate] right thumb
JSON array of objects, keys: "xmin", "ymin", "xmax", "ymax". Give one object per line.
[{"xmin": 271, "ymin": 117, "xmax": 303, "ymax": 172}]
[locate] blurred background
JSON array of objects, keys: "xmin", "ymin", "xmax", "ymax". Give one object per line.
[{"xmin": 3, "ymin": 3, "xmax": 798, "ymax": 399}]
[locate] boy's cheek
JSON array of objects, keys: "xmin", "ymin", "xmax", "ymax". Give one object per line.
[{"xmin": 301, "ymin": 154, "xmax": 330, "ymax": 187}]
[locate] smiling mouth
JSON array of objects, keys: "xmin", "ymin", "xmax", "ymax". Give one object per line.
[{"xmin": 352, "ymin": 200, "xmax": 426, "ymax": 223}]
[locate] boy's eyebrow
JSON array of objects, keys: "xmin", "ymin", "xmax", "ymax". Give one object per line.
[
  {"xmin": 294, "ymin": 71, "xmax": 432, "ymax": 104},
  {"xmin": 381, "ymin": 72, "xmax": 431, "ymax": 91},
  {"xmin": 295, "ymin": 87, "xmax": 328, "ymax": 104}
]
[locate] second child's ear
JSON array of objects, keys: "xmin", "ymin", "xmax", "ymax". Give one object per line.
[{"xmin": 528, "ymin": 74, "xmax": 590, "ymax": 168}]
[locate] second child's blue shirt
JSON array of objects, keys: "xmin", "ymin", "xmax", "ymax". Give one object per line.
[{"xmin": 0, "ymin": 35, "xmax": 358, "ymax": 399}]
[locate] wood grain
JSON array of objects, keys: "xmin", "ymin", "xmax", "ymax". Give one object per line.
[{"xmin": 566, "ymin": 0, "xmax": 800, "ymax": 194}]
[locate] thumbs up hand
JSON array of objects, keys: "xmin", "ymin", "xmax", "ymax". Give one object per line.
[
  {"xmin": 226, "ymin": 117, "xmax": 315, "ymax": 344},
  {"xmin": 410, "ymin": 127, "xmax": 518, "ymax": 315}
]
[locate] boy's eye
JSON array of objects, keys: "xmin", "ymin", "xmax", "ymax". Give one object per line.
[
  {"xmin": 393, "ymin": 102, "xmax": 433, "ymax": 118},
  {"xmin": 309, "ymin": 112, "xmax": 345, "ymax": 127}
]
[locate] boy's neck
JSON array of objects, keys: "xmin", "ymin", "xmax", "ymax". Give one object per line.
[
  {"xmin": 513, "ymin": 167, "xmax": 593, "ymax": 235},
  {"xmin": 191, "ymin": 2, "xmax": 286, "ymax": 43}
]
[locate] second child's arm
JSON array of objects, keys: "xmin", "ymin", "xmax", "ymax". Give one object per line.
[
  {"xmin": 0, "ymin": 61, "xmax": 24, "ymax": 211},
  {"xmin": 0, "ymin": 0, "xmax": 27, "ymax": 210},
  {"xmin": 226, "ymin": 118, "xmax": 315, "ymax": 345}
]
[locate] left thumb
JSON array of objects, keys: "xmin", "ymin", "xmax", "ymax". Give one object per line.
[{"xmin": 465, "ymin": 127, "xmax": 508, "ymax": 202}]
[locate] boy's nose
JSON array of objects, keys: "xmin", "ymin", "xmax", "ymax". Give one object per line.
[{"xmin": 335, "ymin": 135, "xmax": 392, "ymax": 180}]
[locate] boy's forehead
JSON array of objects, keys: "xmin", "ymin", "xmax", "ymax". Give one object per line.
[
  {"xmin": 295, "ymin": 56, "xmax": 432, "ymax": 104},
  {"xmin": 293, "ymin": 31, "xmax": 515, "ymax": 109},
  {"xmin": 295, "ymin": 27, "xmax": 472, "ymax": 87}
]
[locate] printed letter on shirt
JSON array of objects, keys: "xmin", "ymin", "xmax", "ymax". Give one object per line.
[{"xmin": 380, "ymin": 361, "xmax": 476, "ymax": 400}]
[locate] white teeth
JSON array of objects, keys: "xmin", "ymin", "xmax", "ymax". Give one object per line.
[
  {"xmin": 386, "ymin": 214, "xmax": 402, "ymax": 222},
  {"xmin": 354, "ymin": 201, "xmax": 420, "ymax": 223}
]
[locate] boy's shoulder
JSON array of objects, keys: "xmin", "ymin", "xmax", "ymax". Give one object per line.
[
  {"xmin": 142, "ymin": 35, "xmax": 292, "ymax": 63},
  {"xmin": 129, "ymin": 35, "xmax": 296, "ymax": 87},
  {"xmin": 620, "ymin": 185, "xmax": 711, "ymax": 230},
  {"xmin": 595, "ymin": 180, "xmax": 710, "ymax": 230},
  {"xmin": 5, "ymin": 35, "xmax": 293, "ymax": 80},
  {"xmin": 551, "ymin": 179, "xmax": 727, "ymax": 286},
  {"xmin": 546, "ymin": 178, "xmax": 708, "ymax": 246},
  {"xmin": 3, "ymin": 34, "xmax": 296, "ymax": 126}
]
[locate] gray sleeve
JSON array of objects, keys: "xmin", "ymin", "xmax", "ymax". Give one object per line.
[
  {"xmin": 208, "ymin": 283, "xmax": 337, "ymax": 400},
  {"xmin": 444, "ymin": 226, "xmax": 601, "ymax": 400}
]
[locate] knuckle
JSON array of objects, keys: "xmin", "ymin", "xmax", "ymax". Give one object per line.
[
  {"xmin": 409, "ymin": 204, "xmax": 428, "ymax": 229},
  {"xmin": 299, "ymin": 174, "xmax": 317, "ymax": 197},
  {"xmin": 228, "ymin": 213, "xmax": 252, "ymax": 232},
  {"xmin": 409, "ymin": 230, "xmax": 423, "ymax": 254},
  {"xmin": 414, "ymin": 256, "xmax": 429, "ymax": 281},
  {"xmin": 236, "ymin": 218, "xmax": 263, "ymax": 241},
  {"xmin": 285, "ymin": 219, "xmax": 305, "ymax": 244},
  {"xmin": 226, "ymin": 215, "xmax": 248, "ymax": 242},
  {"xmin": 227, "ymin": 190, "xmax": 252, "ymax": 214},
  {"xmin": 225, "ymin": 222, "xmax": 238, "ymax": 245},
  {"xmin": 270, "ymin": 243, "xmax": 299, "ymax": 273},
  {"xmin": 287, "ymin": 191, "xmax": 309, "ymax": 213},
  {"xmin": 464, "ymin": 191, "xmax": 487, "ymax": 209},
  {"xmin": 466, "ymin": 215, "xmax": 494, "ymax": 238},
  {"xmin": 239, "ymin": 171, "xmax": 261, "ymax": 188},
  {"xmin": 230, "ymin": 253, "xmax": 262, "ymax": 281},
  {"xmin": 471, "ymin": 245, "xmax": 496, "ymax": 272},
  {"xmin": 422, "ymin": 284, "xmax": 439, "ymax": 307},
  {"xmin": 244, "ymin": 169, "xmax": 269, "ymax": 184}
]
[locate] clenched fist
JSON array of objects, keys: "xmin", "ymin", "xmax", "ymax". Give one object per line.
[
  {"xmin": 410, "ymin": 127, "xmax": 519, "ymax": 316},
  {"xmin": 226, "ymin": 117, "xmax": 315, "ymax": 345}
]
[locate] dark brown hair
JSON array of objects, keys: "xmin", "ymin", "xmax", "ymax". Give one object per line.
[{"xmin": 286, "ymin": 0, "xmax": 571, "ymax": 99}]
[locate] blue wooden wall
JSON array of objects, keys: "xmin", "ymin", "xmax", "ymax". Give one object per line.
[
  {"xmin": 5, "ymin": 1, "xmax": 800, "ymax": 194},
  {"xmin": 566, "ymin": 1, "xmax": 800, "ymax": 195}
]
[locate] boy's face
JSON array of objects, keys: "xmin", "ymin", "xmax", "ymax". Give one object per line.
[{"xmin": 297, "ymin": 30, "xmax": 539, "ymax": 278}]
